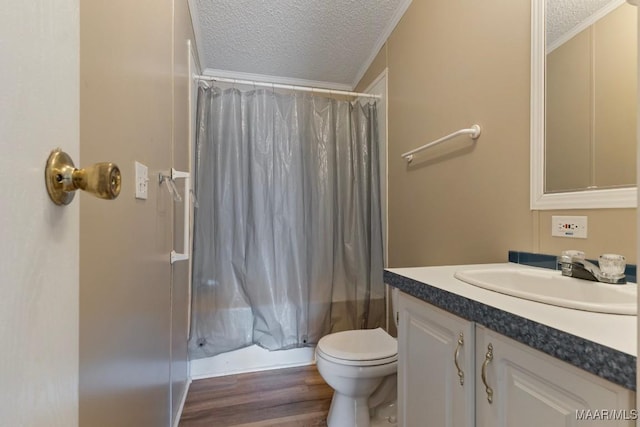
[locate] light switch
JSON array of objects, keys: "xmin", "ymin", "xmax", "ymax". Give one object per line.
[{"xmin": 135, "ymin": 161, "xmax": 148, "ymax": 200}]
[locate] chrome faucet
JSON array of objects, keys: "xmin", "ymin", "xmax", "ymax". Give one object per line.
[{"xmin": 558, "ymin": 254, "xmax": 626, "ymax": 284}]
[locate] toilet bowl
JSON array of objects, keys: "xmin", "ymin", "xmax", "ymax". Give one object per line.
[{"xmin": 316, "ymin": 327, "xmax": 398, "ymax": 427}]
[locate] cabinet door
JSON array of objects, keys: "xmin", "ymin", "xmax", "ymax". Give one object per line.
[
  {"xmin": 398, "ymin": 293, "xmax": 475, "ymax": 427},
  {"xmin": 475, "ymin": 326, "xmax": 635, "ymax": 427}
]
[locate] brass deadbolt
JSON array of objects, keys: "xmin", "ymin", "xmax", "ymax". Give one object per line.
[{"xmin": 45, "ymin": 149, "xmax": 121, "ymax": 205}]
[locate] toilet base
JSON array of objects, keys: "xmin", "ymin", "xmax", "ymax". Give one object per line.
[
  {"xmin": 327, "ymin": 393, "xmax": 370, "ymax": 427},
  {"xmin": 326, "ymin": 394, "xmax": 398, "ymax": 427}
]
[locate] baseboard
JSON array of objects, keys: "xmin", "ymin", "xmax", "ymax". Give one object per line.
[{"xmin": 172, "ymin": 377, "xmax": 192, "ymax": 427}]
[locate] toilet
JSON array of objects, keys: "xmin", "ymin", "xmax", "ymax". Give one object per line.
[{"xmin": 316, "ymin": 289, "xmax": 399, "ymax": 427}]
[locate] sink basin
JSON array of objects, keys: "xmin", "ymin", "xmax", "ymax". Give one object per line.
[{"xmin": 454, "ymin": 267, "xmax": 637, "ymax": 315}]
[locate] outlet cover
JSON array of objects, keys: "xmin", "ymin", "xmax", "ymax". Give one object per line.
[
  {"xmin": 135, "ymin": 161, "xmax": 148, "ymax": 200},
  {"xmin": 551, "ymin": 215, "xmax": 587, "ymax": 239}
]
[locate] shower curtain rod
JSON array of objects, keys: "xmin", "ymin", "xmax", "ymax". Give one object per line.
[{"xmin": 195, "ymin": 75, "xmax": 381, "ymax": 99}]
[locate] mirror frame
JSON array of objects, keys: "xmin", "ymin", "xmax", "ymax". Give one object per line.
[{"xmin": 530, "ymin": 0, "xmax": 637, "ymax": 209}]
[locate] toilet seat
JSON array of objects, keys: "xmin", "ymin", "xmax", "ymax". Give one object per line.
[{"xmin": 316, "ymin": 328, "xmax": 397, "ymax": 366}]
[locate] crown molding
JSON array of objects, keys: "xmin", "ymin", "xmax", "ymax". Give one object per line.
[{"xmin": 351, "ymin": 0, "xmax": 413, "ymax": 89}]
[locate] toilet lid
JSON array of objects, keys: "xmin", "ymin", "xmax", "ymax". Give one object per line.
[{"xmin": 317, "ymin": 328, "xmax": 397, "ymax": 363}]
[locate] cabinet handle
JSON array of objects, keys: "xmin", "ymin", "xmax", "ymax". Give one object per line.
[
  {"xmin": 453, "ymin": 332, "xmax": 465, "ymax": 386},
  {"xmin": 481, "ymin": 343, "xmax": 494, "ymax": 404}
]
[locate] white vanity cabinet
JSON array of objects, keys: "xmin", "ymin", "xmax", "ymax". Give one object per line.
[
  {"xmin": 397, "ymin": 292, "xmax": 635, "ymax": 427},
  {"xmin": 398, "ymin": 292, "xmax": 475, "ymax": 427},
  {"xmin": 475, "ymin": 326, "xmax": 635, "ymax": 427}
]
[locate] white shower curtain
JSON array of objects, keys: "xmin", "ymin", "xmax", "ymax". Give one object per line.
[{"xmin": 189, "ymin": 85, "xmax": 384, "ymax": 358}]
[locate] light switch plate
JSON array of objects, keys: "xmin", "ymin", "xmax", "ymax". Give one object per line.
[
  {"xmin": 135, "ymin": 161, "xmax": 148, "ymax": 200},
  {"xmin": 551, "ymin": 215, "xmax": 587, "ymax": 239}
]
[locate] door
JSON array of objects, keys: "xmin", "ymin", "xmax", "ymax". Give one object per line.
[
  {"xmin": 0, "ymin": 1, "xmax": 80, "ymax": 426},
  {"xmin": 398, "ymin": 293, "xmax": 475, "ymax": 427},
  {"xmin": 475, "ymin": 326, "xmax": 635, "ymax": 427}
]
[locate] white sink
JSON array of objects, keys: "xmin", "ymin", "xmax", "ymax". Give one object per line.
[{"xmin": 453, "ymin": 267, "xmax": 637, "ymax": 315}]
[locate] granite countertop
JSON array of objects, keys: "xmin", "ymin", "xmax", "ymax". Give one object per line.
[{"xmin": 385, "ymin": 263, "xmax": 637, "ymax": 391}]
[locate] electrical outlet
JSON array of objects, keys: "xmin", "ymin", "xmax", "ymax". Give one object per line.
[
  {"xmin": 135, "ymin": 161, "xmax": 148, "ymax": 200},
  {"xmin": 551, "ymin": 216, "xmax": 587, "ymax": 239}
]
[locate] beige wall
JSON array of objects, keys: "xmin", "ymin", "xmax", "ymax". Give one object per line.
[
  {"xmin": 534, "ymin": 210, "xmax": 636, "ymax": 259},
  {"xmin": 356, "ymin": 0, "xmax": 637, "ymax": 267},
  {"xmin": 79, "ymin": 0, "xmax": 194, "ymax": 425}
]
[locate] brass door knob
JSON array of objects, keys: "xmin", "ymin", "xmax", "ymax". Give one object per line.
[{"xmin": 45, "ymin": 149, "xmax": 121, "ymax": 205}]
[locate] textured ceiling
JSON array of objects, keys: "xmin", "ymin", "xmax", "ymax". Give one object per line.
[
  {"xmin": 546, "ymin": 0, "xmax": 622, "ymax": 47},
  {"xmin": 191, "ymin": 0, "xmax": 410, "ymax": 90}
]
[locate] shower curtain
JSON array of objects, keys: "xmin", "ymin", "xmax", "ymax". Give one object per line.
[{"xmin": 189, "ymin": 85, "xmax": 384, "ymax": 359}]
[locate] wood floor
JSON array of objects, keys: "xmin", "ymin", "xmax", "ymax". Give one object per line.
[{"xmin": 179, "ymin": 365, "xmax": 333, "ymax": 426}]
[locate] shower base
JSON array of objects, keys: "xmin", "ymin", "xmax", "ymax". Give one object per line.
[{"xmin": 190, "ymin": 344, "xmax": 316, "ymax": 379}]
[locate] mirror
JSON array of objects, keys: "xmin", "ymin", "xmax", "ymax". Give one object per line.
[{"xmin": 531, "ymin": 0, "xmax": 638, "ymax": 209}]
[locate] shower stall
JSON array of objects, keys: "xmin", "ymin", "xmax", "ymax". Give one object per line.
[{"xmin": 189, "ymin": 78, "xmax": 387, "ymax": 378}]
